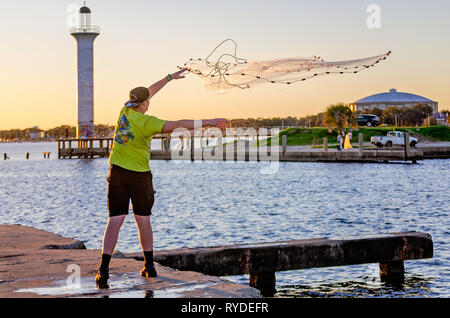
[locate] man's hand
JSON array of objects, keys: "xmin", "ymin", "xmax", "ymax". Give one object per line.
[{"xmin": 171, "ymin": 68, "xmax": 188, "ymax": 80}]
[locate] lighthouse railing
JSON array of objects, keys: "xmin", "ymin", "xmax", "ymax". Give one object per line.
[{"xmin": 69, "ymin": 26, "xmax": 100, "ymax": 34}]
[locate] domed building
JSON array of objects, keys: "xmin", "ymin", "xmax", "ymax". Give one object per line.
[{"xmin": 350, "ymin": 89, "xmax": 438, "ymax": 114}]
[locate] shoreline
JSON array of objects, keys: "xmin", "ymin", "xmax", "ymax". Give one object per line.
[{"xmin": 2, "ymin": 141, "xmax": 449, "ymax": 161}]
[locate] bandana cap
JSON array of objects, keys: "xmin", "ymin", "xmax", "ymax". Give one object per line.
[{"xmin": 124, "ymin": 87, "xmax": 150, "ymax": 107}]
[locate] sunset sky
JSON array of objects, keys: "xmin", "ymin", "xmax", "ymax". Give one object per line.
[{"xmin": 1, "ymin": 0, "xmax": 449, "ymax": 129}]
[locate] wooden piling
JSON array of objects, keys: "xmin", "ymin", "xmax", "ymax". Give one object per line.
[
  {"xmin": 359, "ymin": 133, "xmax": 364, "ymax": 157},
  {"xmin": 404, "ymin": 132, "xmax": 411, "ymax": 162},
  {"xmin": 379, "ymin": 260, "xmax": 405, "ymax": 285},
  {"xmin": 89, "ymin": 140, "xmax": 93, "ymax": 158},
  {"xmin": 190, "ymin": 133, "xmax": 195, "ymax": 162},
  {"xmin": 282, "ymin": 135, "xmax": 287, "ymax": 154},
  {"xmin": 234, "ymin": 132, "xmax": 238, "ymax": 161},
  {"xmin": 249, "ymin": 271, "xmax": 276, "ymax": 297},
  {"xmin": 164, "ymin": 136, "xmax": 170, "ymax": 158},
  {"xmin": 323, "ymin": 137, "xmax": 328, "ymax": 152}
]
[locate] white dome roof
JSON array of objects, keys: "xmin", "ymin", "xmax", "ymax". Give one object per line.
[{"xmin": 355, "ymin": 89, "xmax": 433, "ymax": 104}]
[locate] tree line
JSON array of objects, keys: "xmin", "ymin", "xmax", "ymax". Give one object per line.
[
  {"xmin": 324, "ymin": 103, "xmax": 444, "ymax": 131},
  {"xmin": 1, "ymin": 103, "xmax": 447, "ymax": 141},
  {"xmin": 231, "ymin": 103, "xmax": 445, "ymax": 129},
  {"xmin": 0, "ymin": 124, "xmax": 115, "ymax": 141}
]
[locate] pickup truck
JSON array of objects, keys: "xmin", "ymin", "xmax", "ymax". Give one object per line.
[{"xmin": 371, "ymin": 131, "xmax": 418, "ymax": 148}]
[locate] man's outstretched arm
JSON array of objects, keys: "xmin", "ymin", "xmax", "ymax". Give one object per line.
[
  {"xmin": 148, "ymin": 68, "xmax": 187, "ymax": 98},
  {"xmin": 161, "ymin": 119, "xmax": 228, "ymax": 134}
]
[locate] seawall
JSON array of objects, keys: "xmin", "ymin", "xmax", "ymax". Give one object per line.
[{"xmin": 0, "ymin": 224, "xmax": 260, "ymax": 298}]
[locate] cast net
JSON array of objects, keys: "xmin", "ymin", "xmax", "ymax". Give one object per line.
[{"xmin": 181, "ymin": 39, "xmax": 391, "ymax": 92}]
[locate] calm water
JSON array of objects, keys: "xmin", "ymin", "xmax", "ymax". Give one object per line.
[{"xmin": 0, "ymin": 142, "xmax": 449, "ymax": 297}]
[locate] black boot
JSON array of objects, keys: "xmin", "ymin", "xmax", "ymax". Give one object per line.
[
  {"xmin": 95, "ymin": 267, "xmax": 110, "ymax": 289},
  {"xmin": 140, "ymin": 264, "xmax": 157, "ymax": 278}
]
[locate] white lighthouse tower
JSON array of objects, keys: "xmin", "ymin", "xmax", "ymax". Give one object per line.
[{"xmin": 70, "ymin": 4, "xmax": 100, "ymax": 139}]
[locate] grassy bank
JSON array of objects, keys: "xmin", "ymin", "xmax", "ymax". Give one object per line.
[{"xmin": 263, "ymin": 126, "xmax": 450, "ymax": 146}]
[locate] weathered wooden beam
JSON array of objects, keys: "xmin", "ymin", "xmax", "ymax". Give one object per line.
[
  {"xmin": 127, "ymin": 232, "xmax": 432, "ymax": 296},
  {"xmin": 150, "ymin": 232, "xmax": 432, "ymax": 275}
]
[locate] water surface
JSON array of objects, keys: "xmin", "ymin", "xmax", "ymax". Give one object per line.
[{"xmin": 1, "ymin": 142, "xmax": 448, "ymax": 297}]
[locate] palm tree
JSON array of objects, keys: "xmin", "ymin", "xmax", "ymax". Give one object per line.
[{"xmin": 325, "ymin": 103, "xmax": 355, "ymax": 130}]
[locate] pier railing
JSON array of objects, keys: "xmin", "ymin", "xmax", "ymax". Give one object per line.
[
  {"xmin": 56, "ymin": 130, "xmax": 274, "ymax": 160},
  {"xmin": 69, "ymin": 26, "xmax": 101, "ymax": 34},
  {"xmin": 56, "ymin": 131, "xmax": 425, "ymax": 163},
  {"xmin": 57, "ymin": 138, "xmax": 113, "ymax": 159}
]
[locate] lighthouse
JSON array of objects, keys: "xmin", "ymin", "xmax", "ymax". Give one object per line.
[{"xmin": 70, "ymin": 4, "xmax": 100, "ymax": 139}]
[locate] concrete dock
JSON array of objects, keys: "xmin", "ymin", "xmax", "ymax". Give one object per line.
[
  {"xmin": 57, "ymin": 135, "xmax": 449, "ymax": 163},
  {"xmin": 417, "ymin": 144, "xmax": 450, "ymax": 159},
  {"xmin": 0, "ymin": 225, "xmax": 260, "ymax": 298},
  {"xmin": 150, "ymin": 148, "xmax": 425, "ymax": 163}
]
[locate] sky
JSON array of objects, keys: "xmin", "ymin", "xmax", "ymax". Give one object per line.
[{"xmin": 1, "ymin": 0, "xmax": 450, "ymax": 129}]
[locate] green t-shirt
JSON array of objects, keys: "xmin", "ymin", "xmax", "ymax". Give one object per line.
[{"xmin": 109, "ymin": 107, "xmax": 166, "ymax": 172}]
